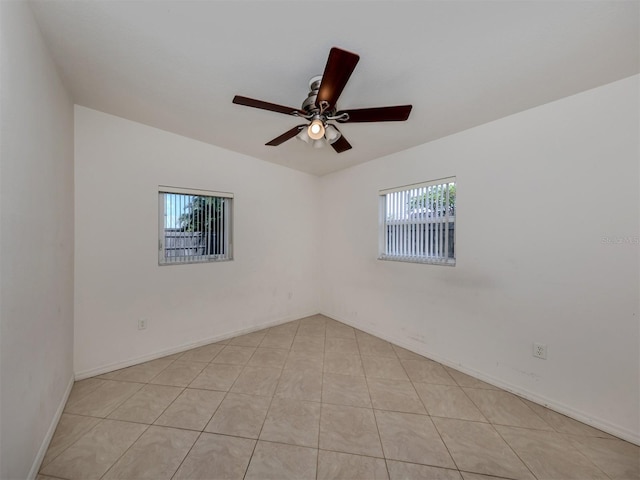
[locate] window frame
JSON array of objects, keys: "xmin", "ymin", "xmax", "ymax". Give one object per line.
[
  {"xmin": 158, "ymin": 186, "xmax": 233, "ymax": 266},
  {"xmin": 378, "ymin": 177, "xmax": 456, "ymax": 266}
]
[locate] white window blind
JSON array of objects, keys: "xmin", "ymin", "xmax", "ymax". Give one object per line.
[
  {"xmin": 379, "ymin": 178, "xmax": 456, "ymax": 265},
  {"xmin": 158, "ymin": 187, "xmax": 233, "ymax": 265}
]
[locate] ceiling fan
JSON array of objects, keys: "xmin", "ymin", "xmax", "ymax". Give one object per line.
[{"xmin": 232, "ymin": 47, "xmax": 412, "ymax": 153}]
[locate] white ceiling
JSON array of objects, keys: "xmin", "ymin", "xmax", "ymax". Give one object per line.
[{"xmin": 30, "ymin": 1, "xmax": 638, "ymax": 176}]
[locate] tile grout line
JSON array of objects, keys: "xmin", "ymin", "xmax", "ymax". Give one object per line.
[
  {"xmin": 219, "ymin": 335, "xmax": 269, "ymax": 480},
  {"xmin": 242, "ymin": 319, "xmax": 300, "ymax": 480},
  {"xmin": 38, "ymin": 416, "xmax": 102, "ymax": 475},
  {"xmin": 491, "ymin": 422, "xmax": 614, "ymax": 480},
  {"xmin": 168, "ymin": 430, "xmax": 204, "ymax": 480},
  {"xmin": 95, "ymin": 358, "xmax": 192, "ymax": 480},
  {"xmin": 96, "ymin": 422, "xmax": 151, "ymax": 480},
  {"xmin": 315, "ymin": 319, "xmax": 328, "ymax": 480},
  {"xmin": 44, "ymin": 379, "xmax": 149, "ymax": 476},
  {"xmin": 355, "ymin": 331, "xmax": 393, "ymax": 479},
  {"xmin": 460, "ymin": 388, "xmax": 540, "ymax": 480},
  {"xmin": 158, "ymin": 333, "xmax": 262, "ymax": 479},
  {"xmin": 397, "ymin": 348, "xmax": 464, "ymax": 476},
  {"xmin": 84, "ymin": 342, "xmax": 229, "ymax": 479}
]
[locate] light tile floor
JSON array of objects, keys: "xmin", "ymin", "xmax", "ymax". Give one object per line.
[{"xmin": 39, "ymin": 315, "xmax": 639, "ymax": 480}]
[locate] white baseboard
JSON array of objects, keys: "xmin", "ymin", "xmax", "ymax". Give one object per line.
[
  {"xmin": 321, "ymin": 311, "xmax": 640, "ymax": 446},
  {"xmin": 28, "ymin": 374, "xmax": 75, "ymax": 480},
  {"xmin": 74, "ymin": 311, "xmax": 316, "ymax": 380}
]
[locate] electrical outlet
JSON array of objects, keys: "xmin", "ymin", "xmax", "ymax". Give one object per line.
[
  {"xmin": 138, "ymin": 318, "xmax": 147, "ymax": 330},
  {"xmin": 533, "ymin": 342, "xmax": 547, "ymax": 359}
]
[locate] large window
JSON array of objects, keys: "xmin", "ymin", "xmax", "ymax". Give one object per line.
[
  {"xmin": 379, "ymin": 177, "xmax": 456, "ymax": 265},
  {"xmin": 158, "ymin": 186, "xmax": 233, "ymax": 265}
]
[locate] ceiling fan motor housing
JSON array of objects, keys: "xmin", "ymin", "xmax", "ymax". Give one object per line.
[{"xmin": 301, "ymin": 75, "xmax": 334, "ymax": 116}]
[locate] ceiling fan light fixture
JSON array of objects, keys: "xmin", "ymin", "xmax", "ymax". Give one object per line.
[
  {"xmin": 324, "ymin": 124, "xmax": 341, "ymax": 144},
  {"xmin": 296, "ymin": 127, "xmax": 311, "ymax": 144},
  {"xmin": 308, "ymin": 119, "xmax": 325, "ymax": 140},
  {"xmin": 313, "ymin": 139, "xmax": 325, "ymax": 148}
]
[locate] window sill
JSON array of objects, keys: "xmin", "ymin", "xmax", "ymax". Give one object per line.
[
  {"xmin": 378, "ymin": 255, "xmax": 455, "ymax": 266},
  {"xmin": 159, "ymin": 257, "xmax": 233, "ymax": 266}
]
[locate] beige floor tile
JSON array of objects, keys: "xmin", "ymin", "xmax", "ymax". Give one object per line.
[
  {"xmin": 107, "ymin": 384, "xmax": 182, "ymax": 424},
  {"xmin": 42, "ymin": 414, "xmax": 101, "ymax": 466},
  {"xmin": 268, "ymin": 321, "xmax": 299, "ymax": 336},
  {"xmin": 299, "ymin": 314, "xmax": 327, "ymax": 326},
  {"xmin": 367, "ymin": 378, "xmax": 426, "ymax": 414},
  {"xmin": 292, "ymin": 334, "xmax": 325, "ymax": 352},
  {"xmin": 205, "ymin": 392, "xmax": 271, "ymax": 438},
  {"xmin": 402, "ymin": 359, "xmax": 457, "ymax": 385},
  {"xmin": 159, "ymin": 351, "xmax": 187, "ymax": 361},
  {"xmin": 318, "ymin": 450, "xmax": 388, "ymax": 480},
  {"xmin": 231, "ymin": 366, "xmax": 282, "ymax": 396},
  {"xmin": 260, "ymin": 397, "xmax": 321, "ymax": 447},
  {"xmin": 173, "ymin": 433, "xmax": 256, "ymax": 480},
  {"xmin": 245, "ymin": 440, "xmax": 317, "ymax": 480},
  {"xmin": 319, "ymin": 404, "xmax": 383, "ymax": 457},
  {"xmin": 211, "ymin": 345, "xmax": 257, "ymax": 365},
  {"xmin": 414, "ymin": 383, "xmax": 487, "ymax": 422},
  {"xmin": 102, "ymin": 426, "xmax": 198, "ymax": 479},
  {"xmin": 149, "ymin": 361, "xmax": 206, "ymax": 387},
  {"xmin": 284, "ymin": 350, "xmax": 324, "ymax": 371},
  {"xmin": 375, "ymin": 410, "xmax": 456, "ymax": 468},
  {"xmin": 325, "ymin": 322, "xmax": 356, "ymax": 339},
  {"xmin": 247, "ymin": 347, "xmax": 288, "ymax": 368},
  {"xmin": 463, "ymin": 389, "xmax": 552, "ymax": 430},
  {"xmin": 48, "ymin": 317, "xmax": 626, "ymax": 480},
  {"xmin": 297, "ymin": 322, "xmax": 327, "ymax": 337},
  {"xmin": 325, "ymin": 336, "xmax": 359, "ymax": 354},
  {"xmin": 460, "ymin": 472, "xmax": 513, "ymax": 480},
  {"xmin": 229, "ymin": 331, "xmax": 267, "ymax": 347},
  {"xmin": 362, "ymin": 355, "xmax": 409, "ymax": 380},
  {"xmin": 564, "ymin": 434, "xmax": 640, "ymax": 480},
  {"xmin": 260, "ymin": 333, "xmax": 295, "ymax": 349},
  {"xmin": 522, "ymin": 399, "xmax": 615, "ymax": 438},
  {"xmin": 286, "ymin": 347, "xmax": 325, "ymax": 362},
  {"xmin": 391, "ymin": 345, "xmax": 426, "ymax": 361},
  {"xmin": 444, "ymin": 367, "xmax": 499, "ymax": 390},
  {"xmin": 188, "ymin": 363, "xmax": 243, "ymax": 391},
  {"xmin": 154, "ymin": 388, "xmax": 225, "ymax": 431},
  {"xmin": 324, "ymin": 352, "xmax": 364, "ymax": 376},
  {"xmin": 275, "ymin": 367, "xmax": 323, "ymax": 402},
  {"xmin": 66, "ymin": 378, "xmax": 108, "ymax": 406},
  {"xmin": 356, "ymin": 333, "xmax": 396, "ymax": 357},
  {"xmin": 111, "ymin": 359, "xmax": 175, "ymax": 383},
  {"xmin": 496, "ymin": 426, "xmax": 609, "ymax": 479},
  {"xmin": 387, "ymin": 461, "xmax": 463, "ymax": 480},
  {"xmin": 177, "ymin": 343, "xmax": 224, "ymax": 363},
  {"xmin": 40, "ymin": 419, "xmax": 147, "ymax": 480},
  {"xmin": 322, "ymin": 373, "xmax": 371, "ymax": 407},
  {"xmin": 96, "ymin": 370, "xmax": 126, "ymax": 380},
  {"xmin": 433, "ymin": 417, "xmax": 534, "ymax": 480},
  {"xmin": 64, "ymin": 380, "xmax": 144, "ymax": 417}
]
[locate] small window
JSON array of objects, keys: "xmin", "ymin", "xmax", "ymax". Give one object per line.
[
  {"xmin": 159, "ymin": 186, "xmax": 233, "ymax": 265},
  {"xmin": 379, "ymin": 177, "xmax": 456, "ymax": 265}
]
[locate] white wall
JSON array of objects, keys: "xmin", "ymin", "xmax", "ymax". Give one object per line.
[
  {"xmin": 74, "ymin": 106, "xmax": 319, "ymax": 376},
  {"xmin": 319, "ymin": 76, "xmax": 639, "ymax": 443},
  {"xmin": 0, "ymin": 2, "xmax": 75, "ymax": 479}
]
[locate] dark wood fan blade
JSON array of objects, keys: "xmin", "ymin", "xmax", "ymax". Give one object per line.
[
  {"xmin": 316, "ymin": 47, "xmax": 360, "ymax": 109},
  {"xmin": 233, "ymin": 95, "xmax": 303, "ymax": 116},
  {"xmin": 331, "ymin": 128, "xmax": 352, "ymax": 153},
  {"xmin": 265, "ymin": 125, "xmax": 305, "ymax": 146},
  {"xmin": 337, "ymin": 105, "xmax": 412, "ymax": 123}
]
